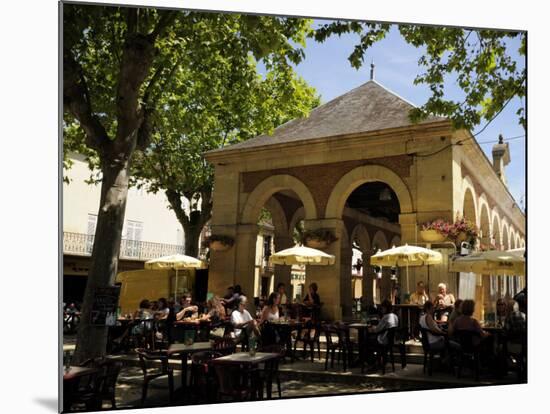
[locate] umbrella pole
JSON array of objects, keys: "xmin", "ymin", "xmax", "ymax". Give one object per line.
[
  {"xmin": 174, "ymin": 268, "xmax": 178, "ymax": 302},
  {"xmin": 427, "ymin": 265, "xmax": 430, "ymax": 297},
  {"xmin": 407, "ymin": 265, "xmax": 410, "ymax": 295}
]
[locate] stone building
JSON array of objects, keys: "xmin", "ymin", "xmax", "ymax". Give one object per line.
[{"xmin": 204, "ymin": 80, "xmax": 525, "ymax": 321}]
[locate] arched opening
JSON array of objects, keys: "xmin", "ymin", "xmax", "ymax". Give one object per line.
[
  {"xmin": 478, "ymin": 201, "xmax": 491, "ymax": 248},
  {"xmin": 236, "ymin": 174, "xmax": 317, "ymax": 307},
  {"xmin": 463, "ymin": 187, "xmax": 477, "ymax": 224},
  {"xmin": 341, "ymin": 181, "xmax": 401, "ymax": 307},
  {"xmin": 350, "ymin": 224, "xmax": 371, "ymax": 311}
]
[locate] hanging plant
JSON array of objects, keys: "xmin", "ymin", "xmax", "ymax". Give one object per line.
[
  {"xmin": 301, "ymin": 228, "xmax": 338, "ymax": 249},
  {"xmin": 203, "ymin": 234, "xmax": 235, "ymax": 251}
]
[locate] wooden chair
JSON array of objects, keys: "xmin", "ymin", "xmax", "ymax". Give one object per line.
[
  {"xmin": 189, "ymin": 351, "xmax": 223, "ymax": 402},
  {"xmin": 212, "ymin": 363, "xmax": 251, "ymax": 402},
  {"xmin": 213, "ymin": 337, "xmax": 236, "ymax": 356},
  {"xmin": 419, "ymin": 327, "xmax": 447, "ymax": 376},
  {"xmin": 135, "ymin": 348, "xmax": 174, "ymax": 405},
  {"xmin": 293, "ymin": 320, "xmax": 321, "ymax": 362},
  {"xmin": 454, "ymin": 330, "xmax": 481, "ymax": 381},
  {"xmin": 375, "ymin": 327, "xmax": 396, "ymax": 374},
  {"xmin": 323, "ymin": 324, "xmax": 348, "ymax": 371},
  {"xmin": 258, "ymin": 344, "xmax": 285, "ymax": 398}
]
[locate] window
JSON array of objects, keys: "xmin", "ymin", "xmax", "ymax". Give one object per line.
[
  {"xmin": 86, "ymin": 214, "xmax": 97, "ymax": 254},
  {"xmin": 124, "ymin": 220, "xmax": 143, "ymax": 257}
]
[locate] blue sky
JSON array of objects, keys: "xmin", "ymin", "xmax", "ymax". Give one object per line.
[{"xmin": 284, "ymin": 22, "xmax": 526, "ymax": 207}]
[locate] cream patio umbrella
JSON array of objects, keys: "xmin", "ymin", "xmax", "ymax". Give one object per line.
[
  {"xmin": 144, "ymin": 254, "xmax": 206, "ymax": 301},
  {"xmin": 370, "ymin": 244, "xmax": 443, "ymax": 294},
  {"xmin": 269, "ymin": 246, "xmax": 336, "ymax": 266},
  {"xmin": 449, "ymin": 250, "xmax": 525, "ymax": 276}
]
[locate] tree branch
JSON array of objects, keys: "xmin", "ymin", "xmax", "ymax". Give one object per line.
[
  {"xmin": 149, "ymin": 10, "xmax": 178, "ymax": 41},
  {"xmin": 63, "ymin": 46, "xmax": 110, "ymax": 152},
  {"xmin": 166, "ymin": 189, "xmax": 190, "ymax": 227}
]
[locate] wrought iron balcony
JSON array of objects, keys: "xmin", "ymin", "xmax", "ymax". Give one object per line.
[{"xmin": 63, "ymin": 232, "xmax": 184, "ymax": 261}]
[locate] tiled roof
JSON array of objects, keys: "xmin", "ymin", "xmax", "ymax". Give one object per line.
[{"xmin": 208, "ymin": 80, "xmax": 446, "ymax": 154}]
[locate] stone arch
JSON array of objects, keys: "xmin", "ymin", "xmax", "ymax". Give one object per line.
[
  {"xmin": 520, "ymin": 238, "xmax": 525, "ymax": 248},
  {"xmin": 264, "ymin": 196, "xmax": 289, "ymax": 237},
  {"xmin": 509, "ymin": 228, "xmax": 517, "ymax": 249},
  {"xmin": 515, "ymin": 234, "xmax": 521, "ymax": 249},
  {"xmin": 325, "ymin": 165, "xmax": 414, "ymax": 219},
  {"xmin": 461, "ymin": 176, "xmax": 478, "ymax": 224},
  {"xmin": 478, "ymin": 195, "xmax": 491, "ymax": 240},
  {"xmin": 501, "ymin": 220, "xmax": 510, "ymax": 250},
  {"xmin": 241, "ymin": 175, "xmax": 317, "ymax": 224},
  {"xmin": 389, "ymin": 235, "xmax": 401, "ymax": 248},
  {"xmin": 372, "ymin": 230, "xmax": 389, "ymax": 252}
]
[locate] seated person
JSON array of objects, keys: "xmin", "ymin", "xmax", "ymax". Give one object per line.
[
  {"xmin": 368, "ymin": 299, "xmax": 399, "ymax": 346},
  {"xmin": 435, "ymin": 283, "xmax": 455, "ymax": 307},
  {"xmin": 447, "ymin": 299, "xmax": 463, "ymax": 337},
  {"xmin": 277, "ymin": 282, "xmax": 288, "ymax": 305},
  {"xmin": 504, "ymin": 299, "xmax": 526, "ymax": 336},
  {"xmin": 419, "ymin": 301, "xmax": 447, "ymax": 351},
  {"xmin": 433, "ymin": 294, "xmax": 450, "ymax": 323},
  {"xmin": 409, "ymin": 281, "xmax": 429, "ymax": 305},
  {"xmin": 303, "ymin": 282, "xmax": 320, "ymax": 306},
  {"xmin": 260, "ymin": 292, "xmax": 280, "ymax": 324},
  {"xmin": 200, "ymin": 296, "xmax": 226, "ymax": 324},
  {"xmin": 155, "ymin": 297, "xmax": 170, "ymax": 320},
  {"xmin": 450, "ymin": 299, "xmax": 489, "ymax": 347},
  {"xmin": 176, "ymin": 294, "xmax": 199, "ymax": 321},
  {"xmin": 230, "ymin": 296, "xmax": 259, "ymax": 343},
  {"xmin": 496, "ymin": 298, "xmax": 507, "ymax": 326}
]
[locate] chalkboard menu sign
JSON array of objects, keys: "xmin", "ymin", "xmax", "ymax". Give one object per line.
[{"xmin": 90, "ymin": 286, "xmax": 121, "ymax": 326}]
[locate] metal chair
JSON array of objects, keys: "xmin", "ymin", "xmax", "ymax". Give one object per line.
[{"xmin": 135, "ymin": 348, "xmax": 174, "ymax": 405}]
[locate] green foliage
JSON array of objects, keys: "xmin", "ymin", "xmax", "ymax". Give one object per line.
[{"xmin": 313, "ymin": 22, "xmax": 526, "ymax": 130}]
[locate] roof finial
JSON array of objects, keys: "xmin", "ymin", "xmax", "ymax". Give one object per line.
[
  {"xmin": 498, "ymin": 133, "xmax": 504, "ymax": 144},
  {"xmin": 370, "ymin": 59, "xmax": 375, "ymax": 81}
]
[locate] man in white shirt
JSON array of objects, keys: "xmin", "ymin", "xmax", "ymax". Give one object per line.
[
  {"xmin": 369, "ymin": 300, "xmax": 399, "ymax": 345},
  {"xmin": 230, "ymin": 296, "xmax": 258, "ymax": 340}
]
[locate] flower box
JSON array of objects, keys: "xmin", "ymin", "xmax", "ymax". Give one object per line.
[{"xmin": 420, "ymin": 229, "xmax": 446, "ymax": 243}]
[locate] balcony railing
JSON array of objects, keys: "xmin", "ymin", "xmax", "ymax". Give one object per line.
[{"xmin": 63, "ymin": 232, "xmax": 184, "ymax": 261}]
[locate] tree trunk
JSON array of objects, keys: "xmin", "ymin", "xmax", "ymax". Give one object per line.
[
  {"xmin": 72, "ymin": 155, "xmax": 132, "ymax": 364},
  {"xmin": 183, "ymin": 223, "xmax": 201, "ymax": 258}
]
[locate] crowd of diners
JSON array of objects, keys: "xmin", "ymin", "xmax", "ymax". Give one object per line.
[
  {"xmin": 113, "ymin": 278, "xmax": 526, "ymax": 377},
  {"xmin": 113, "ymin": 281, "xmax": 323, "ymax": 347}
]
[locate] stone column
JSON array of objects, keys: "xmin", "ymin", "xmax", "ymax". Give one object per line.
[
  {"xmin": 303, "ymin": 218, "xmax": 345, "ymax": 321},
  {"xmin": 207, "ymin": 224, "xmax": 238, "ymax": 296},
  {"xmin": 273, "ymin": 234, "xmax": 294, "ymax": 298},
  {"xmin": 340, "ymin": 245, "xmax": 353, "ymax": 319},
  {"xmin": 362, "ymin": 255, "xmax": 374, "ymax": 307},
  {"xmin": 233, "ymin": 224, "xmax": 260, "ymax": 307}
]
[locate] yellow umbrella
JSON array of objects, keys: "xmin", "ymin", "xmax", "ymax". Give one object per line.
[
  {"xmin": 269, "ymin": 246, "xmax": 335, "ymax": 266},
  {"xmin": 450, "ymin": 250, "xmax": 525, "ymax": 276},
  {"xmin": 370, "ymin": 244, "xmax": 443, "ymax": 293},
  {"xmin": 145, "ymin": 254, "xmax": 206, "ymax": 301}
]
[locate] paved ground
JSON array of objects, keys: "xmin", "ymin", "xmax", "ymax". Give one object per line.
[{"xmin": 64, "ymin": 334, "xmax": 524, "ymax": 411}]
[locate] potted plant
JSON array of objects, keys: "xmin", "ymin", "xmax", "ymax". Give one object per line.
[
  {"xmin": 420, "ymin": 219, "xmax": 452, "ymax": 242},
  {"xmin": 204, "ymin": 234, "xmax": 235, "ymax": 252},
  {"xmin": 451, "ymin": 217, "xmax": 479, "ymax": 245},
  {"xmin": 301, "ymin": 228, "xmax": 338, "ymax": 249}
]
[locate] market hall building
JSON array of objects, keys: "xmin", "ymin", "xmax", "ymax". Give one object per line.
[{"xmin": 204, "ymin": 79, "xmax": 525, "ymax": 321}]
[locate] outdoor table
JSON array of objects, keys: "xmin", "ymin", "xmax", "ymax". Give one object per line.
[
  {"xmin": 265, "ymin": 319, "xmax": 303, "ymax": 361},
  {"xmin": 212, "ymin": 352, "xmax": 281, "ymax": 399},
  {"xmin": 348, "ymin": 323, "xmax": 376, "ymax": 369},
  {"xmin": 167, "ymin": 341, "xmax": 213, "ymax": 393},
  {"xmin": 394, "ymin": 304, "xmax": 423, "ymax": 340}
]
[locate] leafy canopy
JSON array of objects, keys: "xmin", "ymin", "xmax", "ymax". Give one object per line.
[{"xmin": 314, "ymin": 22, "xmax": 526, "ymax": 130}]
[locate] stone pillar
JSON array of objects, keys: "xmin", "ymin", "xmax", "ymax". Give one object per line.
[
  {"xmin": 303, "ymin": 218, "xmax": 345, "ymax": 321},
  {"xmin": 207, "ymin": 224, "xmax": 238, "ymax": 297},
  {"xmin": 233, "ymin": 224, "xmax": 260, "ymax": 308},
  {"xmin": 398, "ymin": 212, "xmax": 418, "ymax": 244},
  {"xmin": 273, "ymin": 234, "xmax": 294, "ymax": 298},
  {"xmin": 362, "ymin": 255, "xmax": 374, "ymax": 307},
  {"xmin": 340, "ymin": 245, "xmax": 353, "ymax": 319}
]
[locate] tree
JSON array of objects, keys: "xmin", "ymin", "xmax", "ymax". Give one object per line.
[
  {"xmin": 63, "ymin": 4, "xmax": 316, "ymax": 362},
  {"xmin": 314, "ymin": 22, "xmax": 526, "ymax": 130},
  {"xmin": 130, "ymin": 63, "xmax": 319, "ymax": 258}
]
